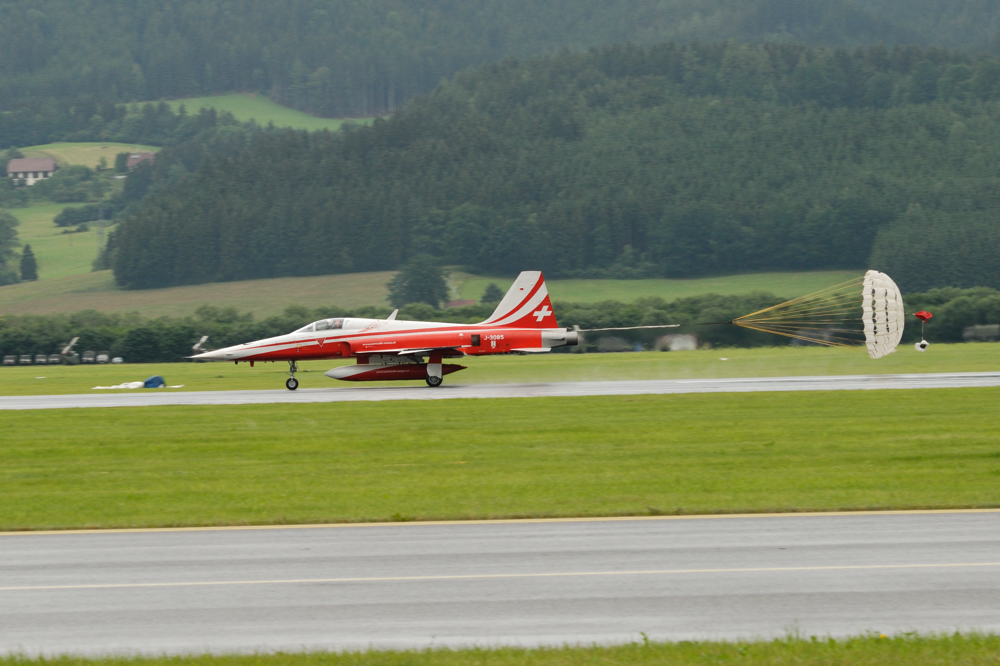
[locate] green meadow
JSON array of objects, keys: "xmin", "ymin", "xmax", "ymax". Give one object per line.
[
  {"xmin": 1, "ymin": 633, "xmax": 997, "ymax": 666},
  {"xmin": 165, "ymin": 93, "xmax": 375, "ymax": 131},
  {"xmin": 8, "ymin": 203, "xmax": 113, "ymax": 281},
  {"xmin": 2, "ymin": 387, "xmax": 999, "ymax": 530},
  {"xmin": 1, "ymin": 344, "xmax": 997, "ymax": 396},
  {"xmin": 0, "ymin": 269, "xmax": 394, "ymax": 317},
  {"xmin": 457, "ymin": 270, "xmax": 861, "ymax": 303}
]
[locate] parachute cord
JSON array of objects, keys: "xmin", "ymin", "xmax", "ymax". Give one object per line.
[{"xmin": 576, "ymin": 324, "xmax": 681, "ymax": 332}]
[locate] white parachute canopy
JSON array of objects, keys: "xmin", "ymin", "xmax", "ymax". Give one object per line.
[
  {"xmin": 731, "ymin": 270, "xmax": 905, "ymax": 359},
  {"xmin": 863, "ymin": 270, "xmax": 905, "ymax": 359}
]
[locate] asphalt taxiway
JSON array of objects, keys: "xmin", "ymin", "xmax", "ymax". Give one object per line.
[
  {"xmin": 2, "ymin": 371, "xmax": 1000, "ymax": 409},
  {"xmin": 1, "ymin": 511, "xmax": 998, "ymax": 655}
]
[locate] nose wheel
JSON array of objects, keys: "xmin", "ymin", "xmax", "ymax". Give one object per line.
[
  {"xmin": 425, "ymin": 375, "xmax": 442, "ymax": 387},
  {"xmin": 286, "ymin": 361, "xmax": 299, "ymax": 390}
]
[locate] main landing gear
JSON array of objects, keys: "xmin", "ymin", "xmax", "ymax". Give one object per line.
[
  {"xmin": 425, "ymin": 353, "xmax": 443, "ymax": 387},
  {"xmin": 286, "ymin": 360, "xmax": 299, "ymax": 391}
]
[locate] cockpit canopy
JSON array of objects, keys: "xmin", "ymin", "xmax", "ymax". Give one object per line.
[{"xmin": 295, "ymin": 318, "xmax": 345, "ymax": 333}]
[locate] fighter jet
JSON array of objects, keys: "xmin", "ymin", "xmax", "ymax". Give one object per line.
[{"xmin": 192, "ymin": 271, "xmax": 577, "ymax": 389}]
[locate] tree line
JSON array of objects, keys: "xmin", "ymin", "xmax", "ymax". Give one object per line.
[
  {"xmin": 108, "ymin": 41, "xmax": 1000, "ymax": 292},
  {"xmin": 0, "ymin": 99, "xmax": 241, "ymax": 152},
  {"xmin": 2, "ymin": 286, "xmax": 996, "ymax": 362}
]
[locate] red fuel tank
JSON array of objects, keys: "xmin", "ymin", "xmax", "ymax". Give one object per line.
[{"xmin": 326, "ymin": 363, "xmax": 466, "ymax": 382}]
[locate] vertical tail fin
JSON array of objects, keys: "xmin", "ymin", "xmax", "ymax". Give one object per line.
[{"xmin": 480, "ymin": 271, "xmax": 558, "ymax": 328}]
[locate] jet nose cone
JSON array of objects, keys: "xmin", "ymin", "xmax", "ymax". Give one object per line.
[{"xmin": 190, "ymin": 349, "xmax": 225, "ymax": 360}]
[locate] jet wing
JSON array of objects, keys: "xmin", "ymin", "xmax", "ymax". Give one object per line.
[{"xmin": 390, "ymin": 347, "xmax": 465, "ymax": 357}]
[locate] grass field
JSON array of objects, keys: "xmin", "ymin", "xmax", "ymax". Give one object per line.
[
  {"xmin": 1, "ymin": 344, "xmax": 997, "ymax": 396},
  {"xmin": 458, "ymin": 270, "xmax": 861, "ymax": 303},
  {"xmin": 1, "ymin": 634, "xmax": 997, "ymax": 665},
  {"xmin": 7, "ymin": 203, "xmax": 113, "ymax": 281},
  {"xmin": 165, "ymin": 93, "xmax": 375, "ymax": 131},
  {"xmin": 3, "ymin": 383, "xmax": 1000, "ymax": 529},
  {"xmin": 21, "ymin": 142, "xmax": 160, "ymax": 169},
  {"xmin": 1, "ymin": 268, "xmax": 861, "ymax": 318},
  {"xmin": 0, "ymin": 270, "xmax": 394, "ymax": 317}
]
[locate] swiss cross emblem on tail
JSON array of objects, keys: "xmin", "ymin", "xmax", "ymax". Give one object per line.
[{"xmin": 480, "ymin": 271, "xmax": 558, "ymax": 329}]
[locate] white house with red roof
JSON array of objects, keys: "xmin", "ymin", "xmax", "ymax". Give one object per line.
[{"xmin": 6, "ymin": 157, "xmax": 57, "ymax": 185}]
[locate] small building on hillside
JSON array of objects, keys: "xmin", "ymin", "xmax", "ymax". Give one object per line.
[
  {"xmin": 125, "ymin": 152, "xmax": 156, "ymax": 169},
  {"xmin": 6, "ymin": 157, "xmax": 57, "ymax": 185},
  {"xmin": 444, "ymin": 299, "xmax": 477, "ymax": 308}
]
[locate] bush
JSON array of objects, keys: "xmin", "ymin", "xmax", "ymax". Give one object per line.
[
  {"xmin": 907, "ymin": 287, "xmax": 1000, "ymax": 342},
  {"xmin": 54, "ymin": 204, "xmax": 102, "ymax": 227},
  {"xmin": 0, "ymin": 178, "xmax": 28, "ymax": 207},
  {"xmin": 481, "ymin": 283, "xmax": 504, "ymax": 304},
  {"xmin": 387, "ymin": 255, "xmax": 450, "ymax": 308},
  {"xmin": 31, "ymin": 166, "xmax": 106, "ymax": 203}
]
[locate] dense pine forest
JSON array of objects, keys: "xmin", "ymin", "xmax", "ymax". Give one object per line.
[
  {"xmin": 3, "ymin": 0, "xmax": 1000, "ymax": 134},
  {"xmin": 111, "ymin": 41, "xmax": 1000, "ymax": 291}
]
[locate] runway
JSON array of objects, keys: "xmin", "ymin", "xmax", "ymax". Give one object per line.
[
  {"xmin": 1, "ymin": 511, "xmax": 998, "ymax": 655},
  {"xmin": 3, "ymin": 371, "xmax": 1000, "ymax": 409}
]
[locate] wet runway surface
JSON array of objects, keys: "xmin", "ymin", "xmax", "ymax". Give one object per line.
[
  {"xmin": 2, "ymin": 511, "xmax": 999, "ymax": 655},
  {"xmin": 2, "ymin": 371, "xmax": 1000, "ymax": 409}
]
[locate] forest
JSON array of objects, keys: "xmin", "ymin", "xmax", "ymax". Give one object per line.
[
  {"xmin": 3, "ymin": 0, "xmax": 1000, "ymax": 125},
  {"xmin": 110, "ymin": 41, "xmax": 1000, "ymax": 292}
]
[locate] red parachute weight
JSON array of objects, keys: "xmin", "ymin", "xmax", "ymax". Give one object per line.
[{"xmin": 914, "ymin": 311, "xmax": 933, "ymax": 322}]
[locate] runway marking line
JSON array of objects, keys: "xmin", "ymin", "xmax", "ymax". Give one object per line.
[
  {"xmin": 3, "ymin": 562, "xmax": 998, "ymax": 593},
  {"xmin": 2, "ymin": 508, "xmax": 998, "ymax": 537}
]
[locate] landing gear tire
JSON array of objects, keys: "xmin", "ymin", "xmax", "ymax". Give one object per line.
[
  {"xmin": 425, "ymin": 375, "xmax": 443, "ymax": 387},
  {"xmin": 285, "ymin": 360, "xmax": 299, "ymax": 390}
]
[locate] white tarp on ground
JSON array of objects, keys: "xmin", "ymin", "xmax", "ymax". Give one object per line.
[{"xmin": 92, "ymin": 383, "xmax": 184, "ymax": 389}]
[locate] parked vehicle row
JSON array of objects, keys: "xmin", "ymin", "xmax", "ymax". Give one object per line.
[{"xmin": 2, "ymin": 352, "xmax": 123, "ymax": 365}]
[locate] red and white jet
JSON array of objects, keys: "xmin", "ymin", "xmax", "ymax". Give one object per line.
[{"xmin": 192, "ymin": 271, "xmax": 578, "ymax": 389}]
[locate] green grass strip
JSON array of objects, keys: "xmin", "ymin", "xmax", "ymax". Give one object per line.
[
  {"xmin": 3, "ymin": 344, "xmax": 999, "ymax": 396},
  {"xmin": 2, "ymin": 633, "xmax": 1000, "ymax": 665},
  {"xmin": 3, "ymin": 389, "xmax": 1000, "ymax": 530}
]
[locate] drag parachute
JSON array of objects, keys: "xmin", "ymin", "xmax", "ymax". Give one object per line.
[{"xmin": 731, "ymin": 270, "xmax": 905, "ymax": 359}]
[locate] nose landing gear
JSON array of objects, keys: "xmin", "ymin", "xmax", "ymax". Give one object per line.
[{"xmin": 286, "ymin": 361, "xmax": 299, "ymax": 390}]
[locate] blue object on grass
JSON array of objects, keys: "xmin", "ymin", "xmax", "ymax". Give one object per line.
[{"xmin": 143, "ymin": 375, "xmax": 166, "ymax": 388}]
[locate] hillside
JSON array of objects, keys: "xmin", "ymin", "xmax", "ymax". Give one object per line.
[
  {"xmin": 1, "ymin": 143, "xmax": 162, "ymax": 285},
  {"xmin": 3, "ymin": 0, "xmax": 1000, "ymax": 131},
  {"xmin": 110, "ymin": 41, "xmax": 1000, "ymax": 292},
  {"xmin": 0, "ymin": 268, "xmax": 855, "ymax": 318}
]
